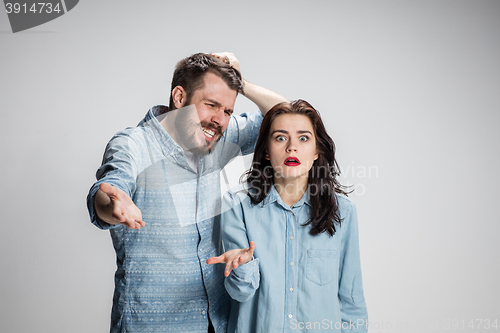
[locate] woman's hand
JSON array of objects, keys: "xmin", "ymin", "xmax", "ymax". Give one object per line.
[{"xmin": 206, "ymin": 241, "xmax": 256, "ymax": 277}]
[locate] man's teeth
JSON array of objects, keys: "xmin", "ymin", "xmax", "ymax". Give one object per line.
[{"xmin": 202, "ymin": 127, "xmax": 215, "ymax": 138}]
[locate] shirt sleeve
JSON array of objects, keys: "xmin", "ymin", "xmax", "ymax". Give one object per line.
[
  {"xmin": 86, "ymin": 131, "xmax": 141, "ymax": 230},
  {"xmin": 338, "ymin": 199, "xmax": 368, "ymax": 332},
  {"xmin": 221, "ymin": 191, "xmax": 261, "ymax": 303}
]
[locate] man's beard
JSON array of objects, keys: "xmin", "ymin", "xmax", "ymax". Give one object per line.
[{"xmin": 173, "ymin": 106, "xmax": 223, "ymax": 156}]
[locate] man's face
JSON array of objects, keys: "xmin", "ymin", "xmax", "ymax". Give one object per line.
[{"xmin": 177, "ymin": 72, "xmax": 237, "ymax": 155}]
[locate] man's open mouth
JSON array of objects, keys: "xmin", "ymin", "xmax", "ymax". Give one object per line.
[
  {"xmin": 284, "ymin": 157, "xmax": 301, "ymax": 166},
  {"xmin": 202, "ymin": 126, "xmax": 217, "ymax": 141}
]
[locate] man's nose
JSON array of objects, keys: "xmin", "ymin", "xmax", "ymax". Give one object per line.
[{"xmin": 211, "ymin": 106, "xmax": 225, "ymax": 125}]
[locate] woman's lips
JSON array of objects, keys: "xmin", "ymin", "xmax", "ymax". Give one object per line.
[{"xmin": 284, "ymin": 157, "xmax": 301, "ymax": 166}]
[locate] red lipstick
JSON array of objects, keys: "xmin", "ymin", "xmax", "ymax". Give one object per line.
[{"xmin": 284, "ymin": 157, "xmax": 301, "ymax": 166}]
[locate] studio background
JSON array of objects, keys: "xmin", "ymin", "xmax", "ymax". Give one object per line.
[{"xmin": 1, "ymin": 1, "xmax": 499, "ymax": 332}]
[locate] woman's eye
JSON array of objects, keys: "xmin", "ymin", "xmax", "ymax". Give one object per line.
[
  {"xmin": 276, "ymin": 136, "xmax": 286, "ymax": 142},
  {"xmin": 299, "ymin": 136, "xmax": 308, "ymax": 141}
]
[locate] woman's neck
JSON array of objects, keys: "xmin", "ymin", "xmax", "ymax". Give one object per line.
[{"xmin": 273, "ymin": 176, "xmax": 308, "ymax": 207}]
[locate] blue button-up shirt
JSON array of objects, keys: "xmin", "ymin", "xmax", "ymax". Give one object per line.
[
  {"xmin": 87, "ymin": 106, "xmax": 263, "ymax": 333},
  {"xmin": 221, "ymin": 185, "xmax": 368, "ymax": 333}
]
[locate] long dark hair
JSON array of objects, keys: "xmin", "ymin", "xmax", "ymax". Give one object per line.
[{"xmin": 243, "ymin": 100, "xmax": 351, "ymax": 236}]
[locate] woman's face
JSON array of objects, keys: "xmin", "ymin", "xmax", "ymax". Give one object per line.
[{"xmin": 266, "ymin": 114, "xmax": 319, "ymax": 183}]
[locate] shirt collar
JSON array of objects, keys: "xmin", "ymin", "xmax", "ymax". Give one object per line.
[
  {"xmin": 138, "ymin": 105, "xmax": 184, "ymax": 157},
  {"xmin": 261, "ymin": 184, "xmax": 311, "ymax": 210}
]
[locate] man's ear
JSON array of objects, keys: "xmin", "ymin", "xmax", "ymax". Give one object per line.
[{"xmin": 171, "ymin": 86, "xmax": 187, "ymax": 109}]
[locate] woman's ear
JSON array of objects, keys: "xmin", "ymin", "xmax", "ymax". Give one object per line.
[
  {"xmin": 171, "ymin": 86, "xmax": 187, "ymax": 109},
  {"xmin": 265, "ymin": 150, "xmax": 270, "ymax": 160}
]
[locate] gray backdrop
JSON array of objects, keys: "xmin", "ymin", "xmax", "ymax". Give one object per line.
[{"xmin": 1, "ymin": 1, "xmax": 499, "ymax": 332}]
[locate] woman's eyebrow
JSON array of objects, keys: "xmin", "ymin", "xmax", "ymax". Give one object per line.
[
  {"xmin": 270, "ymin": 129, "xmax": 288, "ymax": 135},
  {"xmin": 270, "ymin": 129, "xmax": 313, "ymax": 135}
]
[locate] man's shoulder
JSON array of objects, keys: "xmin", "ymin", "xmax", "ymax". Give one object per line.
[
  {"xmin": 107, "ymin": 108, "xmax": 165, "ymax": 148},
  {"xmin": 107, "ymin": 125, "xmax": 152, "ymax": 150}
]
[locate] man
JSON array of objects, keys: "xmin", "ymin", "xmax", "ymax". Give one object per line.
[{"xmin": 87, "ymin": 52, "xmax": 286, "ymax": 333}]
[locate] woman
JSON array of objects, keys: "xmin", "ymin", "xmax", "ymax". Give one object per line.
[{"xmin": 209, "ymin": 100, "xmax": 368, "ymax": 332}]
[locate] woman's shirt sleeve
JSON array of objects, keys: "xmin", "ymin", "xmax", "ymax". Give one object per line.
[
  {"xmin": 338, "ymin": 199, "xmax": 368, "ymax": 332},
  {"xmin": 220, "ymin": 190, "xmax": 261, "ymax": 303}
]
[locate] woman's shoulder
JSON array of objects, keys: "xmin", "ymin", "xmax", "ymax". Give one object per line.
[
  {"xmin": 334, "ymin": 193, "xmax": 357, "ymax": 217},
  {"xmin": 223, "ymin": 183, "xmax": 251, "ymax": 205}
]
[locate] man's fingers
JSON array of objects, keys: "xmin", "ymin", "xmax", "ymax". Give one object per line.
[
  {"xmin": 121, "ymin": 219, "xmax": 145, "ymax": 230},
  {"xmin": 127, "ymin": 219, "xmax": 145, "ymax": 229},
  {"xmin": 115, "ymin": 211, "xmax": 145, "ymax": 230}
]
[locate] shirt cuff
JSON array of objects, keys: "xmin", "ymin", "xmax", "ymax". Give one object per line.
[
  {"xmin": 232, "ymin": 257, "xmax": 260, "ymax": 280},
  {"xmin": 86, "ymin": 181, "xmax": 121, "ymax": 230}
]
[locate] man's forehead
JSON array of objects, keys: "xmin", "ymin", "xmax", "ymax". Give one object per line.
[{"xmin": 199, "ymin": 74, "xmax": 237, "ymax": 105}]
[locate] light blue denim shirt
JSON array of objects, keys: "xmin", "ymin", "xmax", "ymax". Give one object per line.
[
  {"xmin": 221, "ymin": 185, "xmax": 368, "ymax": 333},
  {"xmin": 86, "ymin": 106, "xmax": 263, "ymax": 333}
]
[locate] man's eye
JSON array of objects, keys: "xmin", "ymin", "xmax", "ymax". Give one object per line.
[{"xmin": 225, "ymin": 110, "xmax": 232, "ymax": 116}]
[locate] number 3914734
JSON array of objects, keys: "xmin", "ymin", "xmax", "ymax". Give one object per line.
[{"xmin": 5, "ymin": 3, "xmax": 62, "ymax": 14}]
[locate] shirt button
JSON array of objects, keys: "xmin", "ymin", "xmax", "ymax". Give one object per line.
[
  {"xmin": 289, "ymin": 314, "xmax": 293, "ymax": 318},
  {"xmin": 289, "ymin": 287, "xmax": 293, "ymax": 292},
  {"xmin": 290, "ymin": 235, "xmax": 294, "ymax": 240},
  {"xmin": 290, "ymin": 262, "xmax": 294, "ymax": 266},
  {"xmin": 202, "ymin": 311, "xmax": 206, "ymax": 315}
]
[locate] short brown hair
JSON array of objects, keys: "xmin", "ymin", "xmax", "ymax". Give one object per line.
[{"xmin": 168, "ymin": 53, "xmax": 243, "ymax": 110}]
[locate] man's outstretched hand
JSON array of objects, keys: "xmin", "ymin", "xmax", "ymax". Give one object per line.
[
  {"xmin": 94, "ymin": 183, "xmax": 146, "ymax": 230},
  {"xmin": 206, "ymin": 241, "xmax": 256, "ymax": 277}
]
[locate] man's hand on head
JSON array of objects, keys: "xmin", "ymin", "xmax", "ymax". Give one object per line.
[
  {"xmin": 211, "ymin": 52, "xmax": 241, "ymax": 76},
  {"xmin": 95, "ymin": 183, "xmax": 146, "ymax": 230}
]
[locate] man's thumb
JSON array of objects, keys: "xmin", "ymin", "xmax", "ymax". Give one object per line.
[{"xmin": 99, "ymin": 183, "xmax": 115, "ymax": 197}]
